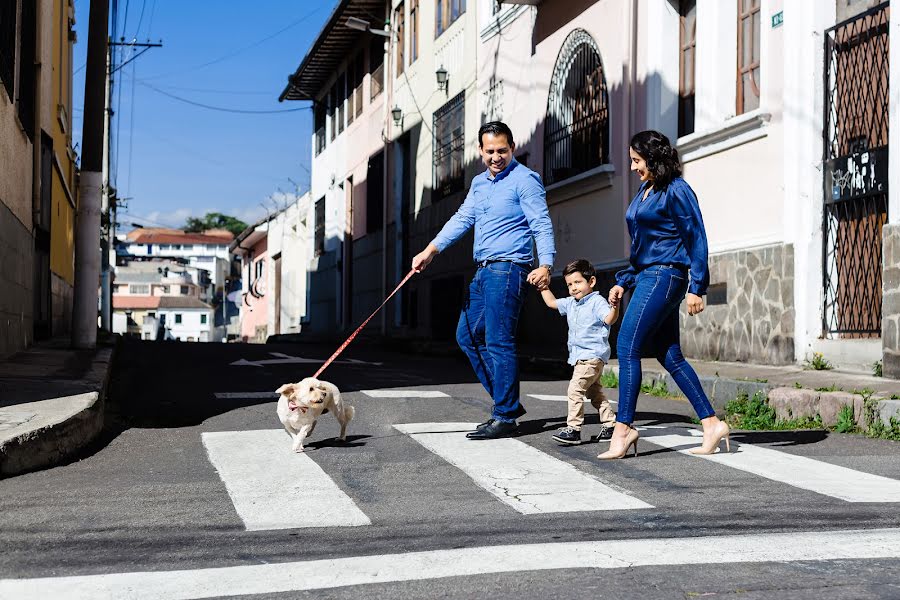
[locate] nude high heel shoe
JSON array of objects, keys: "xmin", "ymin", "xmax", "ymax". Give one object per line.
[
  {"xmin": 689, "ymin": 421, "xmax": 731, "ymax": 455},
  {"xmin": 597, "ymin": 427, "xmax": 639, "ymax": 460}
]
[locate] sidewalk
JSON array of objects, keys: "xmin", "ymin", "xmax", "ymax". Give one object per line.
[
  {"xmin": 0, "ymin": 339, "xmax": 115, "ymax": 477},
  {"xmin": 522, "ymin": 350, "xmax": 900, "ymax": 433}
]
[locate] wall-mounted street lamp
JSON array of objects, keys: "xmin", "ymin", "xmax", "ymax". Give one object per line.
[
  {"xmin": 436, "ymin": 65, "xmax": 449, "ymax": 92},
  {"xmin": 346, "ymin": 16, "xmax": 391, "ymax": 38},
  {"xmin": 391, "ymin": 105, "xmax": 403, "ymax": 126}
]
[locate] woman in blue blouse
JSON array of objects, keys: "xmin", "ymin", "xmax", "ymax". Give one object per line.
[{"xmin": 599, "ymin": 130, "xmax": 730, "ymax": 459}]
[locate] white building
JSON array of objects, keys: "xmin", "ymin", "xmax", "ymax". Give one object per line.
[
  {"xmin": 279, "ymin": 0, "xmax": 900, "ymax": 375},
  {"xmin": 121, "ymin": 229, "xmax": 233, "ymax": 290},
  {"xmin": 140, "ymin": 296, "xmax": 219, "ymax": 342}
]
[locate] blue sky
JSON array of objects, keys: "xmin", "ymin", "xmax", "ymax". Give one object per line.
[{"xmin": 72, "ymin": 1, "xmax": 335, "ymax": 232}]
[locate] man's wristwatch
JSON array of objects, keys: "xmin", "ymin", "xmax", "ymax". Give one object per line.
[{"xmin": 539, "ymin": 264, "xmax": 552, "ymax": 273}]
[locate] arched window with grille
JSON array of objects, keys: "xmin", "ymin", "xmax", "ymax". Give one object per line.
[{"xmin": 544, "ymin": 29, "xmax": 609, "ymax": 186}]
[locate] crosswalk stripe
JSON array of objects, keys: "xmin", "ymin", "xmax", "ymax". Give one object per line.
[
  {"xmin": 361, "ymin": 390, "xmax": 449, "ymax": 398},
  {"xmin": 201, "ymin": 430, "xmax": 371, "ymax": 530},
  {"xmin": 527, "ymin": 394, "xmax": 617, "ymax": 404},
  {"xmin": 4, "ymin": 527, "xmax": 900, "ymax": 599},
  {"xmin": 394, "ymin": 422, "xmax": 652, "ymax": 513},
  {"xmin": 639, "ymin": 426, "xmax": 900, "ymax": 502}
]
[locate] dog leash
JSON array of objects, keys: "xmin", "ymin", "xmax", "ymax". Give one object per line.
[{"xmin": 312, "ymin": 268, "xmax": 417, "ymax": 379}]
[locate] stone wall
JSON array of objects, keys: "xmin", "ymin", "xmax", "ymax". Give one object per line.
[
  {"xmin": 0, "ymin": 202, "xmax": 34, "ymax": 358},
  {"xmin": 680, "ymin": 243, "xmax": 795, "ymax": 365},
  {"xmin": 882, "ymin": 224, "xmax": 900, "ymax": 378}
]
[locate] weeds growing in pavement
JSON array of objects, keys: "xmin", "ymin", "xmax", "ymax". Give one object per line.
[
  {"xmin": 641, "ymin": 380, "xmax": 676, "ymax": 397},
  {"xmin": 834, "ymin": 405, "xmax": 857, "ymax": 434},
  {"xmin": 725, "ymin": 391, "xmax": 823, "ymax": 431},
  {"xmin": 815, "ymin": 384, "xmax": 841, "ymax": 392},
  {"xmin": 803, "ymin": 352, "xmax": 833, "ymax": 371},
  {"xmin": 794, "ymin": 382, "xmax": 803, "ymax": 389},
  {"xmin": 600, "ymin": 370, "xmax": 619, "ymax": 389},
  {"xmin": 873, "ymin": 360, "xmax": 883, "ymax": 377},
  {"xmin": 865, "ymin": 397, "xmax": 900, "ymax": 441}
]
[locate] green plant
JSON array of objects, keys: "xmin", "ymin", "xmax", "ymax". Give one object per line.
[
  {"xmin": 726, "ymin": 391, "xmax": 825, "ymax": 431},
  {"xmin": 601, "ymin": 370, "xmax": 619, "ymax": 389},
  {"xmin": 793, "ymin": 382, "xmax": 803, "ymax": 389},
  {"xmin": 739, "ymin": 377, "xmax": 768, "ymax": 383},
  {"xmin": 640, "ymin": 380, "xmax": 672, "ymax": 397},
  {"xmin": 873, "ymin": 360, "xmax": 883, "ymax": 378},
  {"xmin": 815, "ymin": 384, "xmax": 841, "ymax": 392},
  {"xmin": 803, "ymin": 352, "xmax": 833, "ymax": 371},
  {"xmin": 726, "ymin": 391, "xmax": 777, "ymax": 429},
  {"xmin": 834, "ymin": 405, "xmax": 857, "ymax": 434}
]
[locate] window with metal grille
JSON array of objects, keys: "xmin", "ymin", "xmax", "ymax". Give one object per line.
[
  {"xmin": 355, "ymin": 52, "xmax": 365, "ymax": 116},
  {"xmin": 395, "ymin": 2, "xmax": 405, "ymax": 77},
  {"xmin": 433, "ymin": 91, "xmax": 465, "ymax": 200},
  {"xmin": 129, "ymin": 284, "xmax": 149, "ymax": 295},
  {"xmin": 370, "ymin": 36, "xmax": 384, "ymax": 99},
  {"xmin": 314, "ymin": 197, "xmax": 326, "ymax": 256},
  {"xmin": 347, "ymin": 60, "xmax": 355, "ymax": 125},
  {"xmin": 436, "ymin": 0, "xmax": 466, "ymax": 38},
  {"xmin": 337, "ymin": 72, "xmax": 346, "ymax": 134},
  {"xmin": 329, "ymin": 83, "xmax": 337, "ymax": 141},
  {"xmin": 679, "ymin": 0, "xmax": 696, "ymax": 137},
  {"xmin": 314, "ymin": 100, "xmax": 326, "ymax": 155},
  {"xmin": 0, "ymin": 0, "xmax": 15, "ymax": 101},
  {"xmin": 737, "ymin": 0, "xmax": 760, "ymax": 114},
  {"xmin": 543, "ymin": 29, "xmax": 609, "ymax": 186},
  {"xmin": 410, "ymin": 0, "xmax": 419, "ymax": 64}
]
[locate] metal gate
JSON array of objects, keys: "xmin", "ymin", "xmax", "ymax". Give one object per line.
[{"xmin": 823, "ymin": 2, "xmax": 890, "ymax": 337}]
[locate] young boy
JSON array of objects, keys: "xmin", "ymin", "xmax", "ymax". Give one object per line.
[{"xmin": 539, "ymin": 259, "xmax": 619, "ymax": 445}]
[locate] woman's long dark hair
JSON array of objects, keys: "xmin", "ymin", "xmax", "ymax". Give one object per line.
[{"xmin": 630, "ymin": 130, "xmax": 682, "ymax": 189}]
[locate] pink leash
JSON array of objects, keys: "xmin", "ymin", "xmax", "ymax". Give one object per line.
[{"xmin": 312, "ymin": 269, "xmax": 417, "ymax": 379}]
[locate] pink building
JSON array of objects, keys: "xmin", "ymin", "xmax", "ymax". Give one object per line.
[{"xmin": 231, "ymin": 222, "xmax": 270, "ymax": 343}]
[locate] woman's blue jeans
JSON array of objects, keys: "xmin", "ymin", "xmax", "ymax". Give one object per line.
[
  {"xmin": 456, "ymin": 261, "xmax": 528, "ymax": 423},
  {"xmin": 616, "ymin": 265, "xmax": 715, "ymax": 425}
]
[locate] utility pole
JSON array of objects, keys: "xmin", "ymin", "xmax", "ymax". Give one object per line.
[
  {"xmin": 72, "ymin": 0, "xmax": 110, "ymax": 349},
  {"xmin": 99, "ymin": 40, "xmax": 162, "ymax": 332}
]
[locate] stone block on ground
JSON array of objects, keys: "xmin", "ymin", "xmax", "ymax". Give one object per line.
[
  {"xmin": 875, "ymin": 399, "xmax": 900, "ymax": 427},
  {"xmin": 767, "ymin": 387, "xmax": 818, "ymax": 421},
  {"xmin": 817, "ymin": 391, "xmax": 858, "ymax": 428}
]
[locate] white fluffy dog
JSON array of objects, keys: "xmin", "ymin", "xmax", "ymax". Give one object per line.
[{"xmin": 275, "ymin": 377, "xmax": 354, "ymax": 453}]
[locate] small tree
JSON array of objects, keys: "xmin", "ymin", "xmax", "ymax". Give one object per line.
[{"xmin": 183, "ymin": 212, "xmax": 248, "ymax": 236}]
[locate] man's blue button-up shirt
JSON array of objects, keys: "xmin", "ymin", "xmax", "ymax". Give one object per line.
[
  {"xmin": 431, "ymin": 160, "xmax": 556, "ymax": 267},
  {"xmin": 557, "ymin": 291, "xmax": 613, "ymax": 365}
]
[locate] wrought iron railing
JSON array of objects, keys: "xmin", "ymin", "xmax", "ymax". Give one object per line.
[
  {"xmin": 544, "ymin": 29, "xmax": 609, "ymax": 186},
  {"xmin": 433, "ymin": 91, "xmax": 465, "ymax": 199}
]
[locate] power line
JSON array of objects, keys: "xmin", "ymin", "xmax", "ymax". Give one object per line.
[
  {"xmin": 137, "ymin": 80, "xmax": 311, "ymax": 114},
  {"xmin": 141, "ymin": 5, "xmax": 328, "ymax": 80}
]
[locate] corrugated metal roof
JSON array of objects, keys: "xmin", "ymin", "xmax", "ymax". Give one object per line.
[{"xmin": 279, "ymin": 0, "xmax": 387, "ymax": 102}]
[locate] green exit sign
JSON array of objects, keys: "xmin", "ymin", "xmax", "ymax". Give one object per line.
[{"xmin": 772, "ymin": 11, "xmax": 783, "ymax": 28}]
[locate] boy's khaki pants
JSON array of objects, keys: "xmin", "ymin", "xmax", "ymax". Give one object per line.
[{"xmin": 567, "ymin": 358, "xmax": 616, "ymax": 430}]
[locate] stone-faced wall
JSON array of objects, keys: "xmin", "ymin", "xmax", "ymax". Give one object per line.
[
  {"xmin": 0, "ymin": 202, "xmax": 34, "ymax": 358},
  {"xmin": 680, "ymin": 243, "xmax": 795, "ymax": 365},
  {"xmin": 882, "ymin": 224, "xmax": 900, "ymax": 378}
]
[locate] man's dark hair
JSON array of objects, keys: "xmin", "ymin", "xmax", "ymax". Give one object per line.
[
  {"xmin": 478, "ymin": 121, "xmax": 515, "ymax": 148},
  {"xmin": 563, "ymin": 259, "xmax": 595, "ymax": 282},
  {"xmin": 629, "ymin": 130, "xmax": 683, "ymax": 189}
]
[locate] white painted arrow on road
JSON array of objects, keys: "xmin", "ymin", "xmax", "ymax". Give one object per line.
[{"xmin": 230, "ymin": 352, "xmax": 382, "ymax": 367}]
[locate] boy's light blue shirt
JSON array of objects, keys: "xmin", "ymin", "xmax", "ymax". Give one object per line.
[
  {"xmin": 431, "ymin": 160, "xmax": 556, "ymax": 267},
  {"xmin": 557, "ymin": 291, "xmax": 612, "ymax": 365}
]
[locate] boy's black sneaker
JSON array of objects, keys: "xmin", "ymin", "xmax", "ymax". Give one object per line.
[
  {"xmin": 552, "ymin": 427, "xmax": 582, "ymax": 445},
  {"xmin": 592, "ymin": 424, "xmax": 615, "ymax": 442}
]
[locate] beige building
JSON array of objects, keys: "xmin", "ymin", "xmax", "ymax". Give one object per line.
[{"xmin": 0, "ymin": 0, "xmax": 78, "ymax": 357}]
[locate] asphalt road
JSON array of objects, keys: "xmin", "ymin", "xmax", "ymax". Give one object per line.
[{"xmin": 1, "ymin": 339, "xmax": 899, "ymax": 600}]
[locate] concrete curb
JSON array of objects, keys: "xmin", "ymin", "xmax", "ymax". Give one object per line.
[{"xmin": 0, "ymin": 346, "xmax": 115, "ymax": 478}]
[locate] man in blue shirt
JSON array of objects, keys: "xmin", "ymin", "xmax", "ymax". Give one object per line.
[{"xmin": 412, "ymin": 122, "xmax": 556, "ymax": 440}]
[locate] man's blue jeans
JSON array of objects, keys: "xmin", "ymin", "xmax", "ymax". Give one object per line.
[
  {"xmin": 616, "ymin": 265, "xmax": 715, "ymax": 425},
  {"xmin": 456, "ymin": 261, "xmax": 528, "ymax": 423}
]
